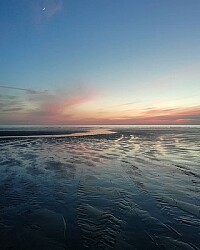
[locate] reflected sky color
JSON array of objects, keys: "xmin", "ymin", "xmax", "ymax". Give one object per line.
[
  {"xmin": 0, "ymin": 127, "xmax": 199, "ymax": 248},
  {"xmin": 0, "ymin": 0, "xmax": 200, "ymax": 124}
]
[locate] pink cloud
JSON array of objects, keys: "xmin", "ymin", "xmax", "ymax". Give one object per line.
[
  {"xmin": 73, "ymin": 106, "xmax": 200, "ymax": 125},
  {"xmin": 1, "ymin": 83, "xmax": 199, "ymax": 125},
  {"xmin": 35, "ymin": 90, "xmax": 98, "ymax": 115},
  {"xmin": 0, "ymin": 82, "xmax": 102, "ymax": 124},
  {"xmin": 115, "ymin": 106, "xmax": 200, "ymax": 125}
]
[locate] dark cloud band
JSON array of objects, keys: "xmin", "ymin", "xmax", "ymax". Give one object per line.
[{"xmin": 0, "ymin": 85, "xmax": 45, "ymax": 94}]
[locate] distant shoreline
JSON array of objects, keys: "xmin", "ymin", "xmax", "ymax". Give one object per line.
[
  {"xmin": 0, "ymin": 125, "xmax": 199, "ymax": 139},
  {"xmin": 0, "ymin": 128, "xmax": 116, "ymax": 138}
]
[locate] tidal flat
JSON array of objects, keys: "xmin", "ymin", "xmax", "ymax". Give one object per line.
[{"xmin": 0, "ymin": 126, "xmax": 199, "ymax": 249}]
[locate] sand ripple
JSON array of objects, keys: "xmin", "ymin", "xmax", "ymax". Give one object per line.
[{"xmin": 0, "ymin": 127, "xmax": 199, "ymax": 249}]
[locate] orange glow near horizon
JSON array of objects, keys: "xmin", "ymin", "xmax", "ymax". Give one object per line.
[
  {"xmin": 1, "ymin": 100, "xmax": 199, "ymax": 125},
  {"xmin": 0, "ymin": 80, "xmax": 199, "ymax": 125}
]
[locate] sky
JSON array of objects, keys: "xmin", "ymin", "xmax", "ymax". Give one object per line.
[{"xmin": 0, "ymin": 0, "xmax": 200, "ymax": 125}]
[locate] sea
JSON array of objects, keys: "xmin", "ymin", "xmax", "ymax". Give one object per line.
[{"xmin": 0, "ymin": 125, "xmax": 199, "ymax": 249}]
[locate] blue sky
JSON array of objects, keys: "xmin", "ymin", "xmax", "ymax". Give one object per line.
[{"xmin": 0, "ymin": 0, "xmax": 200, "ymax": 124}]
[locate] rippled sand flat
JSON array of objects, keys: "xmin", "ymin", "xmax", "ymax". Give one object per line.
[{"xmin": 0, "ymin": 126, "xmax": 199, "ymax": 249}]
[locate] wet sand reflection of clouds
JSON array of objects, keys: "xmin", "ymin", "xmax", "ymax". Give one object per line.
[{"xmin": 0, "ymin": 126, "xmax": 199, "ymax": 249}]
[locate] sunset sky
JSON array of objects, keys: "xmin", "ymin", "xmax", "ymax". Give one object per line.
[{"xmin": 0, "ymin": 0, "xmax": 200, "ymax": 125}]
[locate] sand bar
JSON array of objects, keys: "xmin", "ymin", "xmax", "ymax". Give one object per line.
[{"xmin": 0, "ymin": 128, "xmax": 116, "ymax": 139}]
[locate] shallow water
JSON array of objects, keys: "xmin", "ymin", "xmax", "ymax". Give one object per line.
[{"xmin": 0, "ymin": 126, "xmax": 199, "ymax": 249}]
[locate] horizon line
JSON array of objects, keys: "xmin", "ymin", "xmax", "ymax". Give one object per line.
[{"xmin": 0, "ymin": 124, "xmax": 199, "ymax": 127}]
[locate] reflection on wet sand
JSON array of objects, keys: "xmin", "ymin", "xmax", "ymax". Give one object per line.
[{"xmin": 0, "ymin": 126, "xmax": 199, "ymax": 249}]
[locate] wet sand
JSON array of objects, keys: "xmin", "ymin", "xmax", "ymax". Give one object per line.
[
  {"xmin": 0, "ymin": 128, "xmax": 115, "ymax": 139},
  {"xmin": 0, "ymin": 126, "xmax": 199, "ymax": 249}
]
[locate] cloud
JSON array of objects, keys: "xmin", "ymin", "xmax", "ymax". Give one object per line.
[
  {"xmin": 114, "ymin": 101, "xmax": 139, "ymax": 107},
  {"xmin": 73, "ymin": 106, "xmax": 200, "ymax": 125},
  {"xmin": 29, "ymin": 88, "xmax": 99, "ymax": 118},
  {"xmin": 1, "ymin": 107, "xmax": 25, "ymax": 112},
  {"xmin": 0, "ymin": 83, "xmax": 199, "ymax": 125},
  {"xmin": 111, "ymin": 106, "xmax": 200, "ymax": 125},
  {"xmin": 0, "ymin": 83, "xmax": 100, "ymax": 124},
  {"xmin": 0, "ymin": 85, "xmax": 46, "ymax": 95},
  {"xmin": 0, "ymin": 97, "xmax": 25, "ymax": 114}
]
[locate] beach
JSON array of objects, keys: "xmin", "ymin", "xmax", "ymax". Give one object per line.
[{"xmin": 0, "ymin": 126, "xmax": 199, "ymax": 249}]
